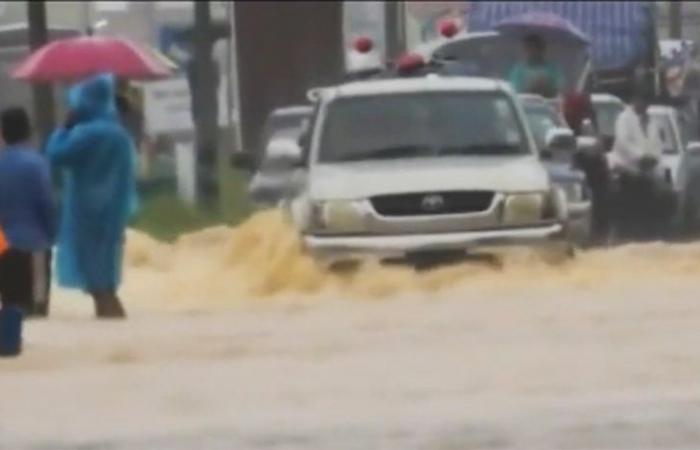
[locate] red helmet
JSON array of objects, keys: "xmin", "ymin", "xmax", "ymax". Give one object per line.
[
  {"xmin": 352, "ymin": 36, "xmax": 373, "ymax": 54},
  {"xmin": 438, "ymin": 19, "xmax": 459, "ymax": 38},
  {"xmin": 562, "ymin": 92, "xmax": 593, "ymax": 134}
]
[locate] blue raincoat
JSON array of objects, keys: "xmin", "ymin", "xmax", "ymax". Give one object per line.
[{"xmin": 46, "ymin": 73, "xmax": 138, "ymax": 293}]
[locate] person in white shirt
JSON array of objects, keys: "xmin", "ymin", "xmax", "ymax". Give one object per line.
[
  {"xmin": 608, "ymin": 89, "xmax": 677, "ymax": 239},
  {"xmin": 609, "ymin": 90, "xmax": 663, "ymax": 176}
]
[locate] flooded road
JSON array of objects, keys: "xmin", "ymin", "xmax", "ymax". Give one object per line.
[{"xmin": 3, "ymin": 211, "xmax": 700, "ymax": 449}]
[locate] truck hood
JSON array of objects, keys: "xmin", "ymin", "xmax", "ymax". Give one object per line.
[{"xmin": 308, "ymin": 156, "xmax": 550, "ymax": 200}]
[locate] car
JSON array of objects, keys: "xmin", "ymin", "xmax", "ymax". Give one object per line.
[
  {"xmin": 283, "ymin": 76, "xmax": 571, "ymax": 268},
  {"xmin": 647, "ymin": 105, "xmax": 700, "ymax": 231},
  {"xmin": 258, "ymin": 105, "xmax": 313, "ymax": 163},
  {"xmin": 247, "ymin": 106, "xmax": 313, "ymax": 207},
  {"xmin": 603, "ymin": 104, "xmax": 700, "ymax": 240},
  {"xmin": 591, "ymin": 93, "xmax": 625, "ymax": 152},
  {"xmin": 519, "ymin": 94, "xmax": 593, "ymax": 245}
]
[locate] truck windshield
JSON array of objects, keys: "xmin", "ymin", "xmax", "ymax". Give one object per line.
[{"xmin": 318, "ymin": 92, "xmax": 529, "ymax": 163}]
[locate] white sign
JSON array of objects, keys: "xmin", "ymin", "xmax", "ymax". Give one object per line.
[
  {"xmin": 141, "ymin": 77, "xmax": 232, "ymax": 135},
  {"xmin": 155, "ymin": 1, "xmax": 192, "ymax": 10},
  {"xmin": 174, "ymin": 140, "xmax": 197, "ymax": 205},
  {"xmin": 95, "ymin": 1, "xmax": 128, "ymax": 12}
]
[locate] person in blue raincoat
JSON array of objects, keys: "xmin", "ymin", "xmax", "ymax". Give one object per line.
[{"xmin": 46, "ymin": 73, "xmax": 138, "ymax": 319}]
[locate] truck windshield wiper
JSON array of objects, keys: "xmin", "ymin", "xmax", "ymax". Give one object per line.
[
  {"xmin": 438, "ymin": 143, "xmax": 523, "ymax": 155},
  {"xmin": 334, "ymin": 145, "xmax": 434, "ymax": 162}
]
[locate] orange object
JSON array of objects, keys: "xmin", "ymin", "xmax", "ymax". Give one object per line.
[{"xmin": 0, "ymin": 228, "xmax": 9, "ymax": 256}]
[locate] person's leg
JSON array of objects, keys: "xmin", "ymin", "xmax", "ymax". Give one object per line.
[
  {"xmin": 0, "ymin": 249, "xmax": 33, "ymax": 314},
  {"xmin": 91, "ymin": 291, "xmax": 126, "ymax": 319},
  {"xmin": 28, "ymin": 251, "xmax": 50, "ymax": 317}
]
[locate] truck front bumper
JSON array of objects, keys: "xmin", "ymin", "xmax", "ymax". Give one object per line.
[{"xmin": 304, "ymin": 223, "xmax": 565, "ymax": 266}]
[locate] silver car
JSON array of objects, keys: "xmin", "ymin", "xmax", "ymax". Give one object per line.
[
  {"xmin": 648, "ymin": 105, "xmax": 700, "ymax": 230},
  {"xmin": 284, "ymin": 76, "xmax": 570, "ymax": 266},
  {"xmin": 248, "ymin": 106, "xmax": 312, "ymax": 207},
  {"xmin": 519, "ymin": 94, "xmax": 593, "ymax": 244}
]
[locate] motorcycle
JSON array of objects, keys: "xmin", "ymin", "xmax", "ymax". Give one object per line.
[{"xmin": 608, "ymin": 155, "xmax": 678, "ymax": 242}]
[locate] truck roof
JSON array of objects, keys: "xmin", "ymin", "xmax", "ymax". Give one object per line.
[{"xmin": 325, "ymin": 76, "xmax": 509, "ymax": 99}]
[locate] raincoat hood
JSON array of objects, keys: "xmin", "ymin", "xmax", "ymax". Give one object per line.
[{"xmin": 67, "ymin": 73, "xmax": 117, "ymax": 121}]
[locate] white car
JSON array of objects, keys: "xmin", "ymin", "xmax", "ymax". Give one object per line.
[
  {"xmin": 285, "ymin": 76, "xmax": 570, "ymax": 267},
  {"xmin": 248, "ymin": 106, "xmax": 312, "ymax": 207},
  {"xmin": 648, "ymin": 105, "xmax": 700, "ymax": 229},
  {"xmin": 519, "ymin": 94, "xmax": 593, "ymax": 244},
  {"xmin": 591, "ymin": 93, "xmax": 625, "ymax": 151}
]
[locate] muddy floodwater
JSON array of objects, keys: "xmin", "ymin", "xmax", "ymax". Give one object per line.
[{"xmin": 3, "ymin": 210, "xmax": 700, "ymax": 449}]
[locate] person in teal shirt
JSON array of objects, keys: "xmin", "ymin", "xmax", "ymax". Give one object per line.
[{"xmin": 508, "ymin": 34, "xmax": 564, "ymax": 98}]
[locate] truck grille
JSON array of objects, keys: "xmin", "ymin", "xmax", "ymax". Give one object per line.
[{"xmin": 371, "ymin": 191, "xmax": 495, "ymax": 217}]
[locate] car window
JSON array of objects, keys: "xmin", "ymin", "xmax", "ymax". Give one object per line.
[
  {"xmin": 318, "ymin": 92, "xmax": 529, "ymax": 163},
  {"xmin": 522, "ymin": 103, "xmax": 563, "ymax": 151},
  {"xmin": 261, "ymin": 111, "xmax": 310, "ymax": 151}
]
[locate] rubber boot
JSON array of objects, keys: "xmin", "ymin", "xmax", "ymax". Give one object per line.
[{"xmin": 93, "ymin": 293, "xmax": 127, "ymax": 319}]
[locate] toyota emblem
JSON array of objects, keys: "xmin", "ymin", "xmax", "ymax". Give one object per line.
[{"xmin": 421, "ymin": 194, "xmax": 445, "ymax": 212}]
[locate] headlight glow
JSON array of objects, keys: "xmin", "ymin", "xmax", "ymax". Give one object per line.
[
  {"xmin": 503, "ymin": 193, "xmax": 545, "ymax": 225},
  {"xmin": 310, "ymin": 200, "xmax": 367, "ymax": 232}
]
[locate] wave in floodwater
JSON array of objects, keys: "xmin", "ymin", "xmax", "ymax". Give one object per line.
[{"xmin": 123, "ymin": 209, "xmax": 700, "ymax": 310}]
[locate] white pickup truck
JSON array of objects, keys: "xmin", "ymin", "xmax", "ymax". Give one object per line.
[{"xmin": 279, "ymin": 76, "xmax": 571, "ymax": 267}]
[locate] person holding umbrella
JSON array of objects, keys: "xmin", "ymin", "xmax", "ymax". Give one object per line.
[
  {"xmin": 508, "ymin": 34, "xmax": 564, "ymax": 98},
  {"xmin": 46, "ymin": 73, "xmax": 138, "ymax": 319}
]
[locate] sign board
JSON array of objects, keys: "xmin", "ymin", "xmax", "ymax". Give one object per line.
[
  {"xmin": 156, "ymin": 2, "xmax": 192, "ymax": 10},
  {"xmin": 141, "ymin": 77, "xmax": 233, "ymax": 136},
  {"xmin": 95, "ymin": 1, "xmax": 129, "ymax": 12}
]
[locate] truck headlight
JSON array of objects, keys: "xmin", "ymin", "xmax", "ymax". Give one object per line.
[
  {"xmin": 503, "ymin": 193, "xmax": 544, "ymax": 225},
  {"xmin": 559, "ymin": 182, "xmax": 584, "ymax": 203},
  {"xmin": 310, "ymin": 200, "xmax": 367, "ymax": 232}
]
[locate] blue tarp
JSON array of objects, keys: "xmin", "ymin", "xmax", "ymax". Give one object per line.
[{"xmin": 467, "ymin": 1, "xmax": 656, "ymax": 71}]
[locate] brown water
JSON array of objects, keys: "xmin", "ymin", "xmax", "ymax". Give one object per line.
[
  {"xmin": 5, "ymin": 211, "xmax": 700, "ymax": 449},
  {"xmin": 123, "ymin": 209, "xmax": 700, "ymax": 311}
]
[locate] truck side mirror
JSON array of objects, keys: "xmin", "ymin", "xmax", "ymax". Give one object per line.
[
  {"xmin": 688, "ymin": 141, "xmax": 700, "ymax": 156},
  {"xmin": 545, "ymin": 127, "xmax": 576, "ymax": 153}
]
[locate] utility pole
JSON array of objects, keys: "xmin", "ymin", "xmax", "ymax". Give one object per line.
[
  {"xmin": 670, "ymin": 1, "xmax": 682, "ymax": 40},
  {"xmin": 192, "ymin": 1, "xmax": 220, "ymax": 208},
  {"xmin": 27, "ymin": 0, "xmax": 55, "ymax": 145},
  {"xmin": 233, "ymin": 2, "xmax": 343, "ymax": 163},
  {"xmin": 384, "ymin": 1, "xmax": 406, "ymax": 63},
  {"xmin": 81, "ymin": 1, "xmax": 92, "ymax": 35}
]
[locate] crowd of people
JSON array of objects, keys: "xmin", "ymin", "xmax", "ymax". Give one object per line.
[
  {"xmin": 510, "ymin": 33, "xmax": 678, "ymax": 241},
  {"xmin": 0, "ymin": 72, "xmax": 138, "ymax": 331}
]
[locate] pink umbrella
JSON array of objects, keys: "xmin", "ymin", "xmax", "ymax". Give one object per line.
[{"xmin": 11, "ymin": 35, "xmax": 172, "ymax": 82}]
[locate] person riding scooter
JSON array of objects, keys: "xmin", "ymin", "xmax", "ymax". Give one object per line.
[{"xmin": 608, "ymin": 89, "xmax": 676, "ymax": 240}]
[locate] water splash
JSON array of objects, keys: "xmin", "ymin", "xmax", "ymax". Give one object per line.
[{"xmin": 123, "ymin": 209, "xmax": 700, "ymax": 311}]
